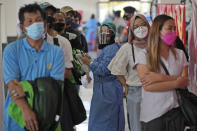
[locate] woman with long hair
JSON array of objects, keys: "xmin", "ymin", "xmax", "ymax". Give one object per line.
[
  {"xmin": 108, "ymin": 14, "xmax": 150, "ymax": 131},
  {"xmin": 136, "ymin": 14, "xmax": 188, "ymax": 131}
]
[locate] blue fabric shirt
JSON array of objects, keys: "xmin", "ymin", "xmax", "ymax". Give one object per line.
[
  {"xmin": 3, "ymin": 38, "xmax": 65, "ymax": 131},
  {"xmin": 90, "ymin": 43, "xmax": 120, "ymax": 78},
  {"xmin": 88, "ymin": 43, "xmax": 125, "ymax": 131},
  {"xmin": 85, "ymin": 18, "xmax": 98, "ymax": 43}
]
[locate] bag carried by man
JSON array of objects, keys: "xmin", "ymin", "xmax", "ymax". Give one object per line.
[{"xmin": 8, "ymin": 77, "xmax": 64, "ymax": 131}]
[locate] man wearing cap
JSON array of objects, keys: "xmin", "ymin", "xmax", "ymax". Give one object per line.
[
  {"xmin": 60, "ymin": 6, "xmax": 88, "ymax": 53},
  {"xmin": 119, "ymin": 6, "xmax": 136, "ymax": 44},
  {"xmin": 60, "ymin": 6, "xmax": 74, "ymax": 19},
  {"xmin": 123, "ymin": 6, "xmax": 136, "ymax": 22},
  {"xmin": 40, "ymin": 2, "xmax": 57, "ymax": 16}
]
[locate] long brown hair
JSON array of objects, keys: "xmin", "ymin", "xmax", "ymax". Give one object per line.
[{"xmin": 147, "ymin": 15, "xmax": 176, "ymax": 72}]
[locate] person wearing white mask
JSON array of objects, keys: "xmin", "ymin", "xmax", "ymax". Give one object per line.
[
  {"xmin": 3, "ymin": 3, "xmax": 65, "ymax": 131},
  {"xmin": 108, "ymin": 14, "xmax": 150, "ymax": 131}
]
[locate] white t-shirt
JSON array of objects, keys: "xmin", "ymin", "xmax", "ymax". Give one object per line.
[
  {"xmin": 46, "ymin": 33, "xmax": 73, "ymax": 68},
  {"xmin": 135, "ymin": 48, "xmax": 188, "ymax": 122},
  {"xmin": 108, "ymin": 43, "xmax": 142, "ymax": 86}
]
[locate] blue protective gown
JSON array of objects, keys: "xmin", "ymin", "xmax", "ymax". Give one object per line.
[
  {"xmin": 88, "ymin": 43, "xmax": 125, "ymax": 131},
  {"xmin": 85, "ymin": 18, "xmax": 98, "ymax": 43}
]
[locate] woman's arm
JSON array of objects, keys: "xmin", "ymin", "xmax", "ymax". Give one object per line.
[
  {"xmin": 137, "ymin": 64, "xmax": 188, "ymax": 91},
  {"xmin": 140, "ymin": 71, "xmax": 178, "ymax": 87},
  {"xmin": 117, "ymin": 75, "xmax": 128, "ymax": 95},
  {"xmin": 181, "ymin": 66, "xmax": 188, "ymax": 77}
]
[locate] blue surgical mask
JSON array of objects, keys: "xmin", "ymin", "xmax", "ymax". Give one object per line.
[
  {"xmin": 71, "ymin": 22, "xmax": 79, "ymax": 29},
  {"xmin": 25, "ymin": 22, "xmax": 45, "ymax": 40}
]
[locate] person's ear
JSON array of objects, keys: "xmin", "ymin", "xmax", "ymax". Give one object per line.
[{"xmin": 20, "ymin": 24, "xmax": 26, "ymax": 33}]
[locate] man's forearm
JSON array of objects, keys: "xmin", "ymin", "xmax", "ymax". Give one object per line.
[{"xmin": 7, "ymin": 80, "xmax": 29, "ymax": 110}]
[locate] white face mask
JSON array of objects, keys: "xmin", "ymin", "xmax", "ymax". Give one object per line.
[{"xmin": 133, "ymin": 26, "xmax": 148, "ymax": 39}]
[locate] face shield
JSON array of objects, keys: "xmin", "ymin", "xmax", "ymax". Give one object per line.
[{"xmin": 98, "ymin": 25, "xmax": 115, "ymax": 45}]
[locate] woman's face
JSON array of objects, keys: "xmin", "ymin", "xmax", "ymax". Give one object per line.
[
  {"xmin": 133, "ymin": 18, "xmax": 147, "ymax": 30},
  {"xmin": 133, "ymin": 17, "xmax": 149, "ymax": 39},
  {"xmin": 160, "ymin": 19, "xmax": 176, "ymax": 36},
  {"xmin": 100, "ymin": 25, "xmax": 113, "ymax": 43}
]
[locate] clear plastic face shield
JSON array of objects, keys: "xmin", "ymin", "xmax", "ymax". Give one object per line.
[{"xmin": 98, "ymin": 25, "xmax": 114, "ymax": 45}]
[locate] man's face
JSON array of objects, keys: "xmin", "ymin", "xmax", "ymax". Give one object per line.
[
  {"xmin": 53, "ymin": 13, "xmax": 66, "ymax": 24},
  {"xmin": 64, "ymin": 11, "xmax": 73, "ymax": 18},
  {"xmin": 123, "ymin": 12, "xmax": 134, "ymax": 22},
  {"xmin": 21, "ymin": 10, "xmax": 44, "ymax": 32},
  {"xmin": 45, "ymin": 8, "xmax": 55, "ymax": 17},
  {"xmin": 53, "ymin": 13, "xmax": 66, "ymax": 32},
  {"xmin": 73, "ymin": 17, "xmax": 80, "ymax": 25}
]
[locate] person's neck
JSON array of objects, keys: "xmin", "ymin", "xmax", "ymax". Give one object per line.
[
  {"xmin": 26, "ymin": 37, "xmax": 43, "ymax": 52},
  {"xmin": 48, "ymin": 29, "xmax": 58, "ymax": 38},
  {"xmin": 58, "ymin": 30, "xmax": 65, "ymax": 35},
  {"xmin": 160, "ymin": 41, "xmax": 170, "ymax": 60}
]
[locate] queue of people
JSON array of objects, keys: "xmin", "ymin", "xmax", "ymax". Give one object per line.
[{"xmin": 2, "ymin": 2, "xmax": 193, "ymax": 131}]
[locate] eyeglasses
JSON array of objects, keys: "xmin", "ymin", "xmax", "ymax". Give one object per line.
[{"xmin": 133, "ymin": 23, "xmax": 147, "ymax": 30}]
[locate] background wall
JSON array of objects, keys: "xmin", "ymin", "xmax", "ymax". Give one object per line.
[
  {"xmin": 159, "ymin": 0, "xmax": 181, "ymax": 4},
  {"xmin": 16, "ymin": 0, "xmax": 99, "ymax": 22},
  {"xmin": 1, "ymin": 0, "xmax": 182, "ymax": 43},
  {"xmin": 0, "ymin": 0, "xmax": 99, "ymax": 42}
]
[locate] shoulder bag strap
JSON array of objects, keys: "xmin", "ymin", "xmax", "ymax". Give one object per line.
[
  {"xmin": 131, "ymin": 43, "xmax": 135, "ymax": 63},
  {"xmin": 53, "ymin": 38, "xmax": 60, "ymax": 46},
  {"xmin": 160, "ymin": 60, "xmax": 170, "ymax": 75}
]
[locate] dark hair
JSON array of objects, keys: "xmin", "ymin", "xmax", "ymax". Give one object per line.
[
  {"xmin": 19, "ymin": 3, "xmax": 46, "ymax": 24},
  {"xmin": 91, "ymin": 14, "xmax": 95, "ymax": 19},
  {"xmin": 45, "ymin": 5, "xmax": 57, "ymax": 12},
  {"xmin": 74, "ymin": 11, "xmax": 81, "ymax": 21}
]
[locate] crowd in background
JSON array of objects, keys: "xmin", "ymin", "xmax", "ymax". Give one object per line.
[{"xmin": 2, "ymin": 1, "xmax": 194, "ymax": 131}]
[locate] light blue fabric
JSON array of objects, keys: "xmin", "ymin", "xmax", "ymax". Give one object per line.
[
  {"xmin": 3, "ymin": 38, "xmax": 65, "ymax": 131},
  {"xmin": 85, "ymin": 18, "xmax": 98, "ymax": 43},
  {"xmin": 88, "ymin": 43, "xmax": 125, "ymax": 131},
  {"xmin": 127, "ymin": 86, "xmax": 142, "ymax": 131},
  {"xmin": 25, "ymin": 22, "xmax": 44, "ymax": 40}
]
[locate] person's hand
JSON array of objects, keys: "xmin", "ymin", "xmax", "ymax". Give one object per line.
[
  {"xmin": 8, "ymin": 80, "xmax": 26, "ymax": 100},
  {"xmin": 22, "ymin": 106, "xmax": 39, "ymax": 131},
  {"xmin": 140, "ymin": 72, "xmax": 159, "ymax": 87},
  {"xmin": 124, "ymin": 85, "xmax": 128, "ymax": 96},
  {"xmin": 176, "ymin": 76, "xmax": 189, "ymax": 89},
  {"xmin": 86, "ymin": 74, "xmax": 92, "ymax": 83},
  {"xmin": 64, "ymin": 69, "xmax": 71, "ymax": 78},
  {"xmin": 81, "ymin": 54, "xmax": 91, "ymax": 65}
]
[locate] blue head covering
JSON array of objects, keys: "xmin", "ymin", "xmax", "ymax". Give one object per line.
[{"xmin": 123, "ymin": 6, "xmax": 136, "ymax": 14}]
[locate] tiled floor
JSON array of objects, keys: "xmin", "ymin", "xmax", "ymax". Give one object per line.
[{"xmin": 76, "ymin": 83, "xmax": 130, "ymax": 131}]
